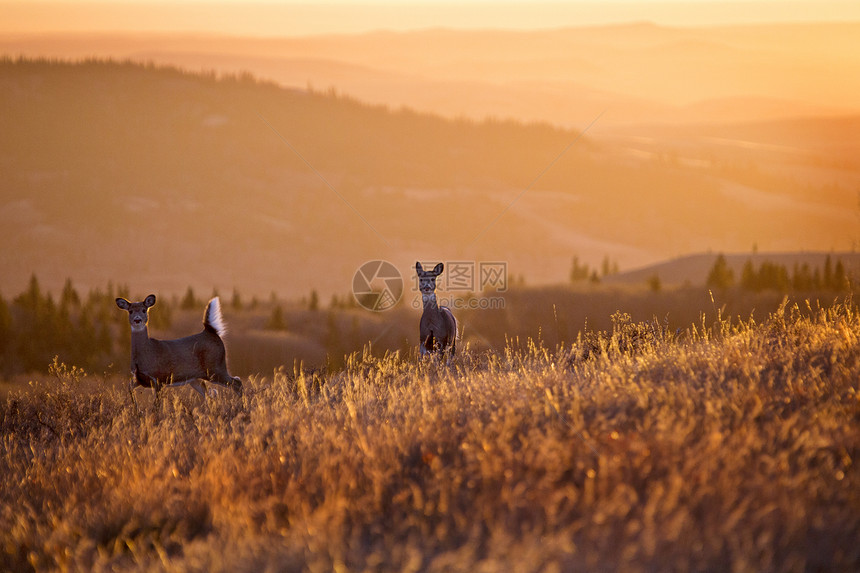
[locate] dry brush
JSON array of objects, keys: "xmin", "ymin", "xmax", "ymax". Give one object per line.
[{"xmin": 2, "ymin": 300, "xmax": 859, "ymax": 571}]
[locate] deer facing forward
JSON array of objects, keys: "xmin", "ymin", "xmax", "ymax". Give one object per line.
[
  {"xmin": 416, "ymin": 262, "xmax": 458, "ymax": 358},
  {"xmin": 116, "ymin": 294, "xmax": 243, "ymax": 400}
]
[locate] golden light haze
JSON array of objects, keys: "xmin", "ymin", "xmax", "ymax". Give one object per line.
[
  {"xmin": 3, "ymin": 7, "xmax": 860, "ymax": 572},
  {"xmin": 0, "ymin": 1, "xmax": 859, "ymax": 298}
]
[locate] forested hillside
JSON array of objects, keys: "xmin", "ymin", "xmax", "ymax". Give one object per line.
[{"xmin": 1, "ymin": 58, "xmax": 857, "ymax": 299}]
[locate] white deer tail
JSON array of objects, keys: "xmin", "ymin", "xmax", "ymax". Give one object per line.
[{"xmin": 204, "ymin": 297, "xmax": 228, "ymax": 337}]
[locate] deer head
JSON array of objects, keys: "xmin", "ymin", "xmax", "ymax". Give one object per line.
[
  {"xmin": 416, "ymin": 262, "xmax": 444, "ymax": 299},
  {"xmin": 116, "ymin": 294, "xmax": 156, "ymax": 332}
]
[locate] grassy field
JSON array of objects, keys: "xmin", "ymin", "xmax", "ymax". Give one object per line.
[{"xmin": 1, "ymin": 299, "xmax": 859, "ymax": 572}]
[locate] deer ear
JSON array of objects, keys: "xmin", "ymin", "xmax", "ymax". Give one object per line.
[
  {"xmin": 416, "ymin": 261, "xmax": 424, "ymax": 274},
  {"xmin": 116, "ymin": 298, "xmax": 130, "ymax": 310},
  {"xmin": 144, "ymin": 294, "xmax": 156, "ymax": 308},
  {"xmin": 433, "ymin": 263, "xmax": 444, "ymax": 275}
]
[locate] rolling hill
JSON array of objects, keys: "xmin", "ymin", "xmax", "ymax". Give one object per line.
[
  {"xmin": 4, "ymin": 22, "xmax": 860, "ymax": 125},
  {"xmin": 0, "ymin": 57, "xmax": 857, "ymax": 299}
]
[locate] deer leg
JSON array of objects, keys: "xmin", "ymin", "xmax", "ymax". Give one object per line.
[
  {"xmin": 433, "ymin": 332, "xmax": 445, "ymax": 354},
  {"xmin": 421, "ymin": 334, "xmax": 434, "ymax": 357},
  {"xmin": 442, "ymin": 340, "xmax": 454, "ymax": 365},
  {"xmin": 128, "ymin": 376, "xmax": 140, "ymax": 412},
  {"xmin": 156, "ymin": 376, "xmax": 211, "ymax": 399},
  {"xmin": 208, "ymin": 371, "xmax": 243, "ymax": 396},
  {"xmin": 150, "ymin": 376, "xmax": 165, "ymax": 410},
  {"xmin": 188, "ymin": 380, "xmax": 207, "ymax": 397},
  {"xmin": 231, "ymin": 376, "xmax": 243, "ymax": 397}
]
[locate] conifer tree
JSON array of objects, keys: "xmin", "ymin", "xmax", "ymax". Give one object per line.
[
  {"xmin": 266, "ymin": 305, "xmax": 287, "ymax": 331},
  {"xmin": 707, "ymin": 254, "xmax": 734, "ymax": 290},
  {"xmin": 181, "ymin": 286, "xmax": 198, "ymax": 310},
  {"xmin": 824, "ymin": 255, "xmax": 834, "ymax": 289},
  {"xmin": 16, "ymin": 274, "xmax": 43, "ymax": 313},
  {"xmin": 570, "ymin": 256, "xmax": 591, "ymax": 282},
  {"xmin": 741, "ymin": 260, "xmax": 757, "ymax": 291},
  {"xmin": 833, "ymin": 260, "xmax": 847, "ymax": 291},
  {"xmin": 61, "ymin": 278, "xmax": 81, "ymax": 308}
]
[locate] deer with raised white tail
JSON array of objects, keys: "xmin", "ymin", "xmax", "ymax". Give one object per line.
[
  {"xmin": 116, "ymin": 294, "xmax": 243, "ymax": 402},
  {"xmin": 416, "ymin": 262, "xmax": 458, "ymax": 358}
]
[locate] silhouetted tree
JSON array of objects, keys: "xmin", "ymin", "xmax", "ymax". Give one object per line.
[
  {"xmin": 12, "ymin": 275, "xmax": 52, "ymax": 371},
  {"xmin": 758, "ymin": 262, "xmax": 790, "ymax": 292},
  {"xmin": 601, "ymin": 255, "xmax": 619, "ymax": 277},
  {"xmin": 61, "ymin": 278, "xmax": 81, "ymax": 309},
  {"xmin": 792, "ymin": 263, "xmax": 815, "ymax": 291},
  {"xmin": 833, "ymin": 260, "xmax": 848, "ymax": 290},
  {"xmin": 15, "ymin": 274, "xmax": 44, "ymax": 314},
  {"xmin": 181, "ymin": 286, "xmax": 198, "ymax": 310},
  {"xmin": 706, "ymin": 254, "xmax": 734, "ymax": 290},
  {"xmin": 824, "ymin": 255, "xmax": 834, "ymax": 289},
  {"xmin": 570, "ymin": 256, "xmax": 591, "ymax": 282},
  {"xmin": 266, "ymin": 305, "xmax": 288, "ymax": 331},
  {"xmin": 741, "ymin": 260, "xmax": 790, "ymax": 292},
  {"xmin": 69, "ymin": 310, "xmax": 97, "ymax": 368}
]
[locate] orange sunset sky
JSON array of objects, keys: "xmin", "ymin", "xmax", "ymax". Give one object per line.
[{"xmin": 2, "ymin": 1, "xmax": 860, "ymax": 36}]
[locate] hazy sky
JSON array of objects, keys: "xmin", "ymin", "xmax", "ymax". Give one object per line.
[{"xmin": 2, "ymin": 1, "xmax": 858, "ymax": 35}]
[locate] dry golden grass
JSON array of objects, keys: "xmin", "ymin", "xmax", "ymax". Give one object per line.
[{"xmin": 2, "ymin": 299, "xmax": 859, "ymax": 572}]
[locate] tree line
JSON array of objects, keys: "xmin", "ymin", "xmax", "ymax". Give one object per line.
[
  {"xmin": 706, "ymin": 254, "xmax": 852, "ymax": 292},
  {"xmin": 0, "ymin": 276, "xmax": 123, "ymax": 375},
  {"xmin": 570, "ymin": 255, "xmax": 620, "ymax": 283},
  {"xmin": 1, "ymin": 257, "xmax": 852, "ymax": 377},
  {"xmin": 0, "ymin": 276, "xmax": 349, "ymax": 376}
]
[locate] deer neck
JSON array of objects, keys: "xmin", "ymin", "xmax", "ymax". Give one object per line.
[
  {"xmin": 130, "ymin": 325, "xmax": 152, "ymax": 351},
  {"xmin": 422, "ymin": 291, "xmax": 440, "ymax": 312}
]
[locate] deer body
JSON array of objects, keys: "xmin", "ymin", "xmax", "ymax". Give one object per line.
[
  {"xmin": 116, "ymin": 294, "xmax": 242, "ymax": 399},
  {"xmin": 416, "ymin": 262, "xmax": 457, "ymax": 357}
]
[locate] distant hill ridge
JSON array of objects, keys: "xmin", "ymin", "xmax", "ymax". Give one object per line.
[
  {"xmin": 0, "ymin": 57, "xmax": 581, "ymax": 296},
  {"xmin": 3, "ymin": 22, "xmax": 859, "ymax": 124},
  {"xmin": 0, "ymin": 57, "xmax": 857, "ymax": 298},
  {"xmin": 607, "ymin": 252, "xmax": 860, "ymax": 287}
]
